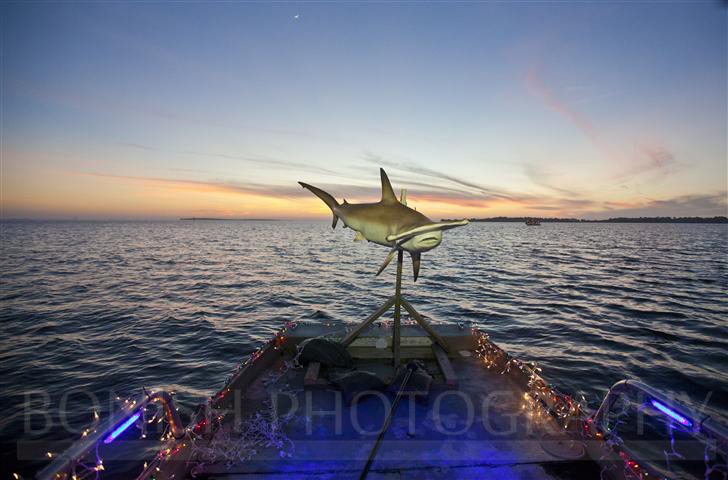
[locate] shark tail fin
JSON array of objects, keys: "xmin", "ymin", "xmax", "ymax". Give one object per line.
[
  {"xmin": 410, "ymin": 251, "xmax": 421, "ymax": 282},
  {"xmin": 299, "ymin": 182, "xmax": 340, "ymax": 229}
]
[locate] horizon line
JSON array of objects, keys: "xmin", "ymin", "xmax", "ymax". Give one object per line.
[{"xmin": 2, "ymin": 214, "xmax": 727, "ymax": 223}]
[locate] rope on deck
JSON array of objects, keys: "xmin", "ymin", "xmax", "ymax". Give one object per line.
[{"xmin": 359, "ymin": 362, "xmax": 417, "ymax": 480}]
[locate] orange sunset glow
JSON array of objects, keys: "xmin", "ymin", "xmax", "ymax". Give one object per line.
[{"xmin": 1, "ymin": 3, "xmax": 725, "ymax": 220}]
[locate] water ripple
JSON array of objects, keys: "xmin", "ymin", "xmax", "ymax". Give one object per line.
[{"xmin": 0, "ymin": 220, "xmax": 726, "ymax": 474}]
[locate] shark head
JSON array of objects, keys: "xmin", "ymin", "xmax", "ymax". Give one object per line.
[{"xmin": 400, "ymin": 230, "xmax": 442, "ymax": 252}]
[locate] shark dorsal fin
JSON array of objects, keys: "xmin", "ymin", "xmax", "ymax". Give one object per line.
[{"xmin": 380, "ymin": 168, "xmax": 398, "ymax": 203}]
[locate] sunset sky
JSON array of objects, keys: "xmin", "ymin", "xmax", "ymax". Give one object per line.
[{"xmin": 1, "ymin": 2, "xmax": 726, "ymax": 220}]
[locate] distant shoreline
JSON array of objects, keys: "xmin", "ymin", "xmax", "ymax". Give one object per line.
[
  {"xmin": 442, "ymin": 216, "xmax": 728, "ymax": 224},
  {"xmin": 179, "ymin": 217, "xmax": 279, "ymax": 221}
]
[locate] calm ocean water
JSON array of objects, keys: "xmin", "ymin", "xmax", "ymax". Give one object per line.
[{"xmin": 1, "ymin": 220, "xmax": 726, "ymax": 476}]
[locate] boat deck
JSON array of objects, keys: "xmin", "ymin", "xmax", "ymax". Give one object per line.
[{"xmin": 193, "ymin": 323, "xmax": 599, "ymax": 479}]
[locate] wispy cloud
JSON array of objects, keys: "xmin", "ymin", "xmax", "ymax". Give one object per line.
[
  {"xmin": 73, "ymin": 171, "xmax": 305, "ymax": 199},
  {"xmin": 118, "ymin": 142, "xmax": 339, "ymax": 176},
  {"xmin": 360, "ymin": 153, "xmax": 622, "ymax": 212},
  {"xmin": 523, "ymin": 163, "xmax": 581, "ymax": 197},
  {"xmin": 362, "ymin": 152, "xmax": 532, "ymax": 203},
  {"xmin": 612, "ymin": 144, "xmax": 680, "ymax": 182},
  {"xmin": 590, "ymin": 191, "xmax": 727, "ymax": 219},
  {"xmin": 526, "ymin": 66, "xmax": 680, "ymax": 184},
  {"xmin": 649, "ymin": 192, "xmax": 727, "ymax": 212},
  {"xmin": 52, "ymin": 169, "xmax": 728, "ymax": 220},
  {"xmin": 68, "ymin": 170, "xmax": 500, "ymax": 207},
  {"xmin": 118, "ymin": 142, "xmax": 156, "ymax": 151},
  {"xmin": 9, "ymin": 80, "xmax": 352, "ymax": 148},
  {"xmin": 527, "ymin": 66, "xmax": 613, "ymax": 157},
  {"xmin": 67, "ymin": 169, "xmax": 553, "ymax": 212}
]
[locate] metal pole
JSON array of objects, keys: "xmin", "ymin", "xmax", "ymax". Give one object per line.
[
  {"xmin": 393, "ymin": 249, "xmax": 403, "ymax": 366},
  {"xmin": 359, "ymin": 362, "xmax": 416, "ymax": 480}
]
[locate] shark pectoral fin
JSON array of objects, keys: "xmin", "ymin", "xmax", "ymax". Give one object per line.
[
  {"xmin": 410, "ymin": 251, "xmax": 421, "ymax": 282},
  {"xmin": 385, "ymin": 219, "xmax": 470, "ymax": 242},
  {"xmin": 332, "ymin": 214, "xmax": 339, "ymax": 229},
  {"xmin": 354, "ymin": 231, "xmax": 364, "ymax": 241},
  {"xmin": 376, "ymin": 247, "xmax": 398, "ymax": 276}
]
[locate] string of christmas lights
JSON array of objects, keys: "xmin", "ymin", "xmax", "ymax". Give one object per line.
[
  {"xmin": 474, "ymin": 328, "xmax": 586, "ymax": 428},
  {"xmin": 474, "ymin": 327, "xmax": 659, "ymax": 479},
  {"xmin": 473, "ymin": 327, "xmax": 728, "ymax": 480},
  {"xmin": 24, "ymin": 322, "xmax": 727, "ymax": 480}
]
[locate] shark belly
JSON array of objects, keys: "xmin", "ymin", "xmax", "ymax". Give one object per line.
[{"xmin": 339, "ymin": 212, "xmax": 391, "ymax": 247}]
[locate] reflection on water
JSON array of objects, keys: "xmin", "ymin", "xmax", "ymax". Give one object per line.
[{"xmin": 0, "ymin": 220, "xmax": 726, "ymax": 473}]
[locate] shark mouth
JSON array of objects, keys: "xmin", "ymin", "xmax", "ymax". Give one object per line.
[{"xmin": 417, "ymin": 236, "xmax": 440, "ymax": 247}]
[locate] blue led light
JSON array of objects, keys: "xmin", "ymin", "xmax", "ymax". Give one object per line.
[
  {"xmin": 104, "ymin": 412, "xmax": 141, "ymax": 444},
  {"xmin": 650, "ymin": 400, "xmax": 692, "ymax": 427}
]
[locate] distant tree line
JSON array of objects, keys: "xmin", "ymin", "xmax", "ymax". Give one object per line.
[
  {"xmin": 440, "ymin": 216, "xmax": 728, "ymax": 224},
  {"xmin": 179, "ymin": 217, "xmax": 277, "ymax": 221}
]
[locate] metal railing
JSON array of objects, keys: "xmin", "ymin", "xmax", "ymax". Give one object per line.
[
  {"xmin": 37, "ymin": 390, "xmax": 185, "ymax": 480},
  {"xmin": 593, "ymin": 379, "xmax": 728, "ymax": 441},
  {"xmin": 591, "ymin": 379, "xmax": 728, "ymax": 478}
]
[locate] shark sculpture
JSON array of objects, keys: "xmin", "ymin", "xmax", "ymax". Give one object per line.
[{"xmin": 299, "ymin": 168, "xmax": 469, "ymax": 281}]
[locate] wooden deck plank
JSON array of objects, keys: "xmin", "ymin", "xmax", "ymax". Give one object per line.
[
  {"xmin": 283, "ymin": 323, "xmax": 478, "ymax": 355},
  {"xmin": 347, "ymin": 346, "xmax": 434, "ymax": 359},
  {"xmin": 432, "ymin": 344, "xmax": 458, "ymax": 387}
]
